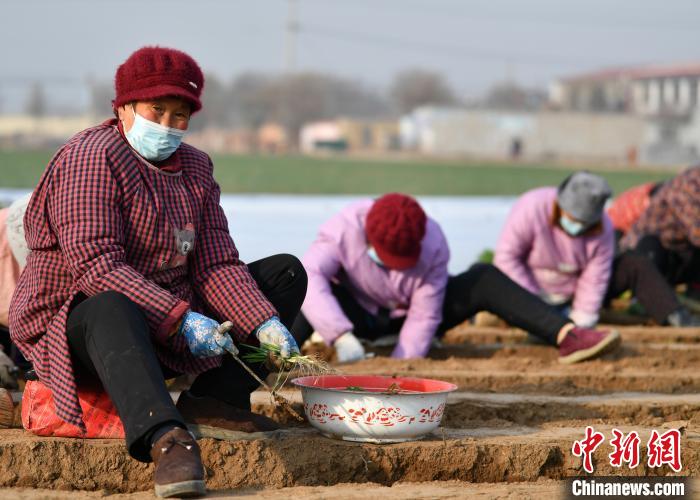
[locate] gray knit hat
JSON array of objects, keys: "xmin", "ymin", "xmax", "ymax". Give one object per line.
[{"xmin": 557, "ymin": 171, "xmax": 612, "ymax": 225}]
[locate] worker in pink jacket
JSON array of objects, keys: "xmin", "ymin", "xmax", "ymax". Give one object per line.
[
  {"xmin": 495, "ymin": 171, "xmax": 696, "ymax": 329},
  {"xmin": 292, "ymin": 193, "xmax": 621, "ymax": 364},
  {"xmin": 0, "ymin": 194, "xmax": 31, "ymax": 390}
]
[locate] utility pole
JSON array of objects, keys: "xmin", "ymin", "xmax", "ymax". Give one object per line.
[{"xmin": 285, "ymin": 0, "xmax": 299, "ymax": 73}]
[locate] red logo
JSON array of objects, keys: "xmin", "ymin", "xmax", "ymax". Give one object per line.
[
  {"xmin": 572, "ymin": 426, "xmax": 606, "ymax": 473},
  {"xmin": 572, "ymin": 426, "xmax": 683, "ymax": 473},
  {"xmin": 609, "ymin": 428, "xmax": 641, "ymax": 469},
  {"xmin": 647, "ymin": 429, "xmax": 682, "ymax": 472}
]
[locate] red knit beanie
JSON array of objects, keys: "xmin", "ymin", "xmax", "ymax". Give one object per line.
[
  {"xmin": 113, "ymin": 46, "xmax": 204, "ymax": 113},
  {"xmin": 365, "ymin": 193, "xmax": 427, "ymax": 270}
]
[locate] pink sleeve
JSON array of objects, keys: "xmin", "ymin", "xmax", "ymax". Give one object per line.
[
  {"xmin": 571, "ymin": 223, "xmax": 615, "ymax": 320},
  {"xmin": 300, "ymin": 232, "xmax": 354, "ymax": 344},
  {"xmin": 494, "ymin": 197, "xmax": 541, "ymax": 295},
  {"xmin": 0, "ymin": 209, "xmax": 20, "ymax": 327},
  {"xmin": 392, "ymin": 234, "xmax": 450, "ymax": 359}
]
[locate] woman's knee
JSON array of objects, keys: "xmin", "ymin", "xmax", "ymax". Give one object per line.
[
  {"xmin": 276, "ymin": 253, "xmax": 308, "ymax": 294},
  {"xmin": 619, "ymin": 252, "xmax": 654, "ymax": 273},
  {"xmin": 635, "ymin": 235, "xmax": 665, "ymax": 259},
  {"xmin": 465, "ymin": 262, "xmax": 503, "ymax": 284},
  {"xmin": 79, "ymin": 291, "xmax": 147, "ymax": 332}
]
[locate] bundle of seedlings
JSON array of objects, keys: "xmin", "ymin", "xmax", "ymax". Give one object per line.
[
  {"xmin": 242, "ymin": 342, "xmax": 332, "ymax": 389},
  {"xmin": 239, "ymin": 342, "xmax": 334, "ymax": 421}
]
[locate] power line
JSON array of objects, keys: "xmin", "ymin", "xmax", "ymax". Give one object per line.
[
  {"xmin": 299, "ymin": 24, "xmax": 634, "ymax": 69},
  {"xmin": 302, "ymin": 0, "xmax": 699, "ymax": 34},
  {"xmin": 285, "ymin": 0, "xmax": 300, "ymax": 73}
]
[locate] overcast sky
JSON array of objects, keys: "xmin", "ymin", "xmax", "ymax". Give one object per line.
[{"xmin": 2, "ymin": 0, "xmax": 699, "ymax": 113}]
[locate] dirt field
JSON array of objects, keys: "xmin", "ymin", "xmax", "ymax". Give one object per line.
[{"xmin": 1, "ymin": 323, "xmax": 697, "ymax": 498}]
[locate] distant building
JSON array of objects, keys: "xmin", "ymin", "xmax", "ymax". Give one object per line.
[
  {"xmin": 257, "ymin": 123, "xmax": 289, "ymax": 154},
  {"xmin": 0, "ymin": 114, "xmax": 94, "ymax": 148},
  {"xmin": 549, "ymin": 62, "xmax": 700, "ymax": 116},
  {"xmin": 300, "ymin": 121, "xmax": 346, "ymax": 153},
  {"xmin": 185, "ymin": 127, "xmax": 256, "ymax": 154},
  {"xmin": 400, "ymin": 107, "xmax": 647, "ymax": 164},
  {"xmin": 300, "ymin": 119, "xmax": 399, "ymax": 154}
]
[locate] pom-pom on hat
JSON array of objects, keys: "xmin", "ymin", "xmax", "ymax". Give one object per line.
[
  {"xmin": 113, "ymin": 46, "xmax": 204, "ymax": 113},
  {"xmin": 365, "ymin": 193, "xmax": 427, "ymax": 270}
]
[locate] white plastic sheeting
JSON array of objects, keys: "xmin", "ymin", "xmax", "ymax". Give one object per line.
[{"xmin": 0, "ymin": 190, "xmax": 515, "ymax": 275}]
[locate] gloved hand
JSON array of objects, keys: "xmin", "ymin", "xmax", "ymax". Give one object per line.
[
  {"xmin": 333, "ymin": 332, "xmax": 365, "ymax": 363},
  {"xmin": 569, "ymin": 309, "xmax": 599, "ymax": 329},
  {"xmin": 255, "ymin": 316, "xmax": 299, "ymax": 359},
  {"xmin": 179, "ymin": 311, "xmax": 238, "ymax": 358}
]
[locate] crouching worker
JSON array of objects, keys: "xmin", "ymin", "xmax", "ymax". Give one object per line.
[
  {"xmin": 291, "ymin": 193, "xmax": 619, "ymax": 364},
  {"xmin": 0, "ymin": 194, "xmax": 32, "ymax": 389},
  {"xmin": 621, "ymin": 166, "xmax": 700, "ymax": 307},
  {"xmin": 9, "ymin": 46, "xmax": 307, "ymax": 498},
  {"xmin": 495, "ymin": 171, "xmax": 695, "ymax": 329}
]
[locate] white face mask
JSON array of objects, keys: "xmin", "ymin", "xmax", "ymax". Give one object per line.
[
  {"xmin": 367, "ymin": 246, "xmax": 386, "ymax": 267},
  {"xmin": 124, "ymin": 105, "xmax": 185, "ymax": 161},
  {"xmin": 559, "ymin": 215, "xmax": 586, "ymax": 236}
]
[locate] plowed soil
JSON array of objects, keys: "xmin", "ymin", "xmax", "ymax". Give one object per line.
[{"xmin": 3, "ymin": 324, "xmax": 699, "ymax": 497}]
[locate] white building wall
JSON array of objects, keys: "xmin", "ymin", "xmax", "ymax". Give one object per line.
[
  {"xmin": 678, "ymin": 79, "xmax": 691, "ymax": 110},
  {"xmin": 403, "ymin": 109, "xmax": 646, "ymax": 163},
  {"xmin": 663, "ymin": 79, "xmax": 676, "ymax": 106},
  {"xmin": 299, "ymin": 121, "xmax": 342, "ymax": 153},
  {"xmin": 632, "ymin": 82, "xmax": 646, "ymax": 113},
  {"xmin": 648, "ymin": 82, "xmax": 661, "ymax": 114}
]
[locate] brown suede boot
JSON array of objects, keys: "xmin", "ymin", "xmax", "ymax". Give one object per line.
[
  {"xmin": 150, "ymin": 428, "xmax": 205, "ymax": 498},
  {"xmin": 177, "ymin": 391, "xmax": 279, "ymax": 440}
]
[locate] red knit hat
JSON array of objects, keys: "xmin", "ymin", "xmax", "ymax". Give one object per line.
[
  {"xmin": 113, "ymin": 46, "xmax": 204, "ymax": 113},
  {"xmin": 365, "ymin": 193, "xmax": 427, "ymax": 270}
]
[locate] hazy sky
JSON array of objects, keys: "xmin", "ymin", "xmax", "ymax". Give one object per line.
[{"xmin": 2, "ymin": 0, "xmax": 699, "ymax": 112}]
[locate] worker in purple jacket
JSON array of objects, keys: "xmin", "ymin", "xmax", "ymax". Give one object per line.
[
  {"xmin": 292, "ymin": 193, "xmax": 620, "ymax": 364},
  {"xmin": 494, "ymin": 171, "xmax": 696, "ymax": 329}
]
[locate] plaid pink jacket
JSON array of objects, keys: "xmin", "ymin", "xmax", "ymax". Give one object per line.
[
  {"xmin": 9, "ymin": 120, "xmax": 277, "ymax": 430},
  {"xmin": 621, "ymin": 167, "xmax": 700, "ymax": 252}
]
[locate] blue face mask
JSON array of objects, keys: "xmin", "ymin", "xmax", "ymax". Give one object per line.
[
  {"xmin": 559, "ymin": 216, "xmax": 586, "ymax": 236},
  {"xmin": 124, "ymin": 106, "xmax": 186, "ymax": 162},
  {"xmin": 367, "ymin": 246, "xmax": 386, "ymax": 267}
]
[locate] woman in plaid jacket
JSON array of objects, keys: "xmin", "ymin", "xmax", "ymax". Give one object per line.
[{"xmin": 8, "ymin": 46, "xmax": 307, "ymax": 498}]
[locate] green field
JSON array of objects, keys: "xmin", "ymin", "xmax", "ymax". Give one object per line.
[{"xmin": 0, "ymin": 150, "xmax": 677, "ymax": 196}]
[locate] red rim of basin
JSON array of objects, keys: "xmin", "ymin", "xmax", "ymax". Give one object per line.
[{"xmin": 291, "ymin": 375, "xmax": 457, "ymax": 394}]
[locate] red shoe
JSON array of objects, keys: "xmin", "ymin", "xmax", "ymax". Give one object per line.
[{"xmin": 558, "ymin": 327, "xmax": 620, "ymax": 364}]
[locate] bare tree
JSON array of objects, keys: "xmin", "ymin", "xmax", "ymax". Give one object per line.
[
  {"xmin": 270, "ymin": 72, "xmax": 390, "ymax": 144},
  {"xmin": 483, "ymin": 81, "xmax": 546, "ymax": 111},
  {"xmin": 26, "ymin": 82, "xmax": 47, "ymax": 117},
  {"xmin": 87, "ymin": 79, "xmax": 114, "ymax": 118},
  {"xmin": 187, "ymin": 73, "xmax": 235, "ymax": 132},
  {"xmin": 390, "ymin": 68, "xmax": 458, "ymax": 114},
  {"xmin": 229, "ymin": 72, "xmax": 275, "ymax": 129},
  {"xmin": 226, "ymin": 71, "xmax": 389, "ymax": 143}
]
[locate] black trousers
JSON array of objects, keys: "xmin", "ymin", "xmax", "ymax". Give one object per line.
[
  {"xmin": 66, "ymin": 254, "xmax": 307, "ymax": 462},
  {"xmin": 634, "ymin": 235, "xmax": 700, "ymax": 287},
  {"xmin": 605, "ymin": 250, "xmax": 681, "ymax": 323},
  {"xmin": 292, "ymin": 263, "xmax": 567, "ymax": 348}
]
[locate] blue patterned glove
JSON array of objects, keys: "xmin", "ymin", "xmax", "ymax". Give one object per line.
[
  {"xmin": 255, "ymin": 316, "xmax": 299, "ymax": 359},
  {"xmin": 179, "ymin": 311, "xmax": 238, "ymax": 358}
]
